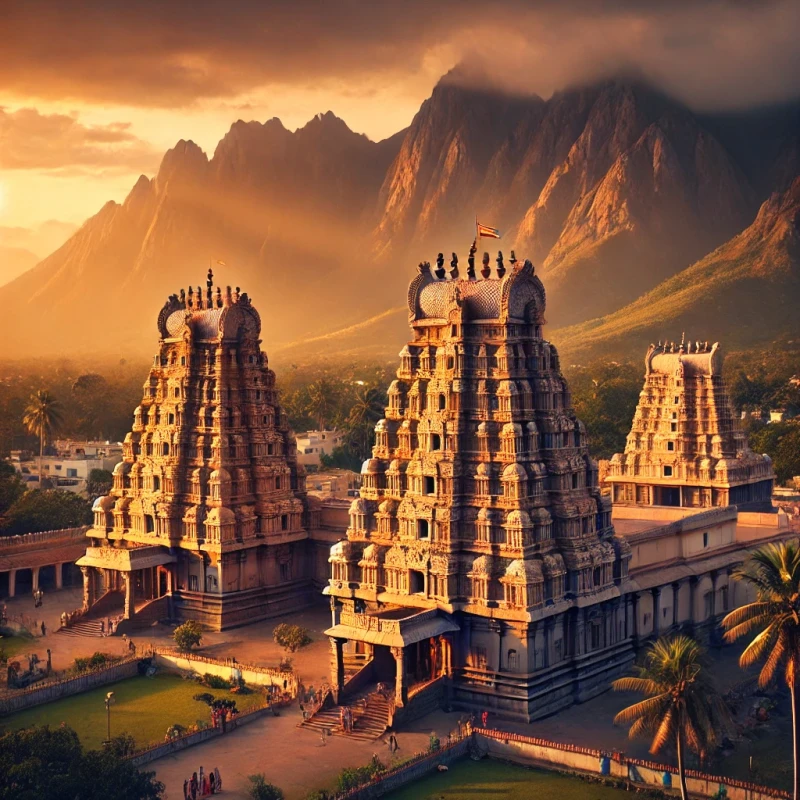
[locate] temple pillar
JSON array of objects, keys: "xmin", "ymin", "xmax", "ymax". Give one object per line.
[
  {"xmin": 575, "ymin": 607, "xmax": 586, "ymax": 656},
  {"xmin": 491, "ymin": 620, "xmax": 504, "ymax": 672},
  {"xmin": 32, "ymin": 566, "xmax": 40, "ymax": 592},
  {"xmin": 55, "ymin": 563, "xmax": 64, "ymax": 590},
  {"xmin": 7, "ymin": 569, "xmax": 16, "ymax": 598},
  {"xmin": 689, "ymin": 576, "xmax": 699, "ymax": 625},
  {"xmin": 710, "ymin": 571, "xmax": 720, "ymax": 645},
  {"xmin": 652, "ymin": 587, "xmax": 662, "ymax": 637},
  {"xmin": 81, "ymin": 566, "xmax": 94, "ymax": 610},
  {"xmin": 543, "ymin": 619, "xmax": 553, "ymax": 667},
  {"xmin": 391, "ymin": 645, "xmax": 407, "ymax": 707},
  {"xmin": 631, "ymin": 593, "xmax": 640, "ymax": 643},
  {"xmin": 123, "ymin": 573, "xmax": 133, "ymax": 619},
  {"xmin": 672, "ymin": 581, "xmax": 681, "ymax": 629},
  {"xmin": 331, "ymin": 637, "xmax": 346, "ymax": 702}
]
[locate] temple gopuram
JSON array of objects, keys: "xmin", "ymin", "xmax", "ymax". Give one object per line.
[
  {"xmin": 606, "ymin": 340, "xmax": 774, "ymax": 510},
  {"xmin": 324, "ymin": 252, "xmax": 636, "ymax": 722},
  {"xmin": 78, "ymin": 272, "xmax": 313, "ymax": 630}
]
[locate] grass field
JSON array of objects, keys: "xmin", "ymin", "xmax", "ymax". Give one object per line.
[
  {"xmin": 0, "ymin": 634, "xmax": 35, "ymax": 659},
  {"xmin": 386, "ymin": 759, "xmax": 633, "ymax": 800},
  {"xmin": 0, "ymin": 672, "xmax": 264, "ymax": 751}
]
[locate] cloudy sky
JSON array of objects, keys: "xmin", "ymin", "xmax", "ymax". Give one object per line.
[{"xmin": 1, "ymin": 0, "xmax": 798, "ymax": 249}]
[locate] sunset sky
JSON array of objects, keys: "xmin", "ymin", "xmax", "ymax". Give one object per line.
[{"xmin": 1, "ymin": 0, "xmax": 798, "ymax": 256}]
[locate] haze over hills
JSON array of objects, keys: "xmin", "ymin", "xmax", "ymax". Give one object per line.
[
  {"xmin": 0, "ymin": 70, "xmax": 798, "ymax": 360},
  {"xmin": 552, "ymin": 176, "xmax": 800, "ymax": 362}
]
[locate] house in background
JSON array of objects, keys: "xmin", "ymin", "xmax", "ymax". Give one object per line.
[{"xmin": 296, "ymin": 430, "xmax": 346, "ymax": 467}]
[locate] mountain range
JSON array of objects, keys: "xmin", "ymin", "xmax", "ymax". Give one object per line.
[{"xmin": 1, "ymin": 70, "xmax": 798, "ymax": 362}]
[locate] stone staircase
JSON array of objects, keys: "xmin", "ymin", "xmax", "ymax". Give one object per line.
[
  {"xmin": 55, "ymin": 618, "xmax": 105, "ymax": 638},
  {"xmin": 299, "ymin": 686, "xmax": 390, "ymax": 742}
]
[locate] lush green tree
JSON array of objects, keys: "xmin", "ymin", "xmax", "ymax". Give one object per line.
[
  {"xmin": 173, "ymin": 620, "xmax": 203, "ymax": 652},
  {"xmin": 612, "ymin": 635, "xmax": 729, "ymax": 800},
  {"xmin": 568, "ymin": 361, "xmax": 641, "ymax": 459},
  {"xmin": 319, "ymin": 446, "xmax": 361, "ymax": 472},
  {"xmin": 22, "ymin": 390, "xmax": 63, "ymax": 485},
  {"xmin": 0, "ymin": 489, "xmax": 92, "ymax": 536},
  {"xmin": 345, "ymin": 385, "xmax": 386, "ymax": 461},
  {"xmin": 272, "ymin": 623, "xmax": 312, "ymax": 653},
  {"xmin": 306, "ymin": 379, "xmax": 340, "ymax": 430},
  {"xmin": 247, "ymin": 774, "xmax": 284, "ymax": 800},
  {"xmin": 0, "ymin": 725, "xmax": 163, "ymax": 800},
  {"xmin": 87, "ymin": 468, "xmax": 114, "ymax": 498},
  {"xmin": 722, "ymin": 541, "xmax": 800, "ymax": 800},
  {"xmin": 749, "ymin": 422, "xmax": 800, "ymax": 484},
  {"xmin": 0, "ymin": 462, "xmax": 26, "ymax": 518}
]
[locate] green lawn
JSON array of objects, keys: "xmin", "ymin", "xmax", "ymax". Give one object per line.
[
  {"xmin": 0, "ymin": 634, "xmax": 36, "ymax": 659},
  {"xmin": 0, "ymin": 672, "xmax": 264, "ymax": 751},
  {"xmin": 386, "ymin": 759, "xmax": 632, "ymax": 800}
]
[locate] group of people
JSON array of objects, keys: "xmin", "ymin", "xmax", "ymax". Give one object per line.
[
  {"xmin": 210, "ymin": 706, "xmax": 235, "ymax": 731},
  {"xmin": 32, "ymin": 588, "xmax": 44, "ymax": 608},
  {"xmin": 183, "ymin": 766, "xmax": 221, "ymax": 799},
  {"xmin": 99, "ymin": 617, "xmax": 121, "ymax": 636},
  {"xmin": 339, "ymin": 704, "xmax": 354, "ymax": 733}
]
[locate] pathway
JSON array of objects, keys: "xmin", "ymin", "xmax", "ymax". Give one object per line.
[{"xmin": 153, "ymin": 705, "xmax": 461, "ymax": 800}]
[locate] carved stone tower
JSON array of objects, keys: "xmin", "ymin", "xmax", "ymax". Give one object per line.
[
  {"xmin": 325, "ymin": 256, "xmax": 634, "ymax": 722},
  {"xmin": 79, "ymin": 275, "xmax": 312, "ymax": 630},
  {"xmin": 606, "ymin": 340, "xmax": 775, "ymax": 510}
]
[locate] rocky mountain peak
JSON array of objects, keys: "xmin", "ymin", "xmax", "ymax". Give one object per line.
[{"xmin": 155, "ymin": 140, "xmax": 209, "ymax": 194}]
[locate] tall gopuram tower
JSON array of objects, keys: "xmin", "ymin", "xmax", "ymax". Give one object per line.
[
  {"xmin": 606, "ymin": 340, "xmax": 774, "ymax": 510},
  {"xmin": 78, "ymin": 273, "xmax": 311, "ymax": 630},
  {"xmin": 325, "ymin": 254, "xmax": 634, "ymax": 722}
]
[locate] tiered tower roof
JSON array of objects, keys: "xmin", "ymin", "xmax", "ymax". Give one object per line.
[
  {"xmin": 89, "ymin": 271, "xmax": 306, "ymax": 553},
  {"xmin": 328, "ymin": 253, "xmax": 629, "ymax": 621},
  {"xmin": 607, "ymin": 339, "xmax": 774, "ymax": 508}
]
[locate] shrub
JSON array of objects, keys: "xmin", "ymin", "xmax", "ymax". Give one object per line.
[
  {"xmin": 202, "ymin": 673, "xmax": 230, "ymax": 690},
  {"xmin": 334, "ymin": 755, "xmax": 385, "ymax": 792},
  {"xmin": 173, "ymin": 620, "xmax": 203, "ymax": 652},
  {"xmin": 193, "ymin": 692, "xmax": 215, "ymax": 706},
  {"xmin": 272, "ymin": 623, "xmax": 312, "ymax": 653},
  {"xmin": 247, "ymin": 773, "xmax": 284, "ymax": 800},
  {"xmin": 88, "ymin": 652, "xmax": 108, "ymax": 668}
]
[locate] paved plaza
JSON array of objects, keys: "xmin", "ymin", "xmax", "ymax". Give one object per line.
[{"xmin": 2, "ymin": 588, "xmax": 463, "ymax": 798}]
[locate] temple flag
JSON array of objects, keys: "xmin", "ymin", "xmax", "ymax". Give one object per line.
[{"xmin": 476, "ymin": 222, "xmax": 501, "ymax": 239}]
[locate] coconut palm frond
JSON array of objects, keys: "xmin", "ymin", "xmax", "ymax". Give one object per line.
[
  {"xmin": 612, "ymin": 676, "xmax": 661, "ymax": 696},
  {"xmin": 721, "ymin": 602, "xmax": 770, "ymax": 631},
  {"xmin": 723, "ymin": 612, "xmax": 775, "ymax": 644},
  {"xmin": 650, "ymin": 706, "xmax": 676, "ymax": 754},
  {"xmin": 740, "ymin": 622, "xmax": 779, "ymax": 669},
  {"xmin": 758, "ymin": 629, "xmax": 787, "ymax": 688},
  {"xmin": 614, "ymin": 694, "xmax": 669, "ymax": 726}
]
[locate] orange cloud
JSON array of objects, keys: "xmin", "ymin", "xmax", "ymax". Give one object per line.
[
  {"xmin": 1, "ymin": 1, "xmax": 798, "ymax": 112},
  {"xmin": 0, "ymin": 107, "xmax": 161, "ymax": 171}
]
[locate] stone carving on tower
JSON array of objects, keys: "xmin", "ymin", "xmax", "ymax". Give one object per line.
[
  {"xmin": 606, "ymin": 340, "xmax": 774, "ymax": 510},
  {"xmin": 80, "ymin": 272, "xmax": 312, "ymax": 630},
  {"xmin": 326, "ymin": 254, "xmax": 634, "ymax": 720}
]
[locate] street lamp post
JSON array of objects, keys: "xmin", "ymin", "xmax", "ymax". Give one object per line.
[{"xmin": 104, "ymin": 691, "xmax": 115, "ymax": 745}]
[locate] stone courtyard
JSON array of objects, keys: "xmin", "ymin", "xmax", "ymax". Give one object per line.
[{"xmin": 1, "ymin": 586, "xmax": 462, "ymax": 798}]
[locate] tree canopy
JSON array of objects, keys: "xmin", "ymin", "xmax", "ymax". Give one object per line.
[
  {"xmin": 0, "ymin": 726, "xmax": 164, "ymax": 800},
  {"xmin": 0, "ymin": 489, "xmax": 92, "ymax": 536}
]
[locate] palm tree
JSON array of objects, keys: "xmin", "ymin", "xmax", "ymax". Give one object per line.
[
  {"xmin": 722, "ymin": 540, "xmax": 800, "ymax": 800},
  {"xmin": 612, "ymin": 635, "xmax": 729, "ymax": 800},
  {"xmin": 346, "ymin": 386, "xmax": 385, "ymax": 460},
  {"xmin": 23, "ymin": 390, "xmax": 63, "ymax": 486},
  {"xmin": 307, "ymin": 379, "xmax": 335, "ymax": 430}
]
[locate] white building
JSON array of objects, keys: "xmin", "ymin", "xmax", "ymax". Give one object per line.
[
  {"xmin": 295, "ymin": 430, "xmax": 346, "ymax": 467},
  {"xmin": 11, "ymin": 440, "xmax": 123, "ymax": 493}
]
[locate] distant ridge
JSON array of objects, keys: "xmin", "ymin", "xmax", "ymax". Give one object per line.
[{"xmin": 0, "ymin": 71, "xmax": 797, "ymax": 360}]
